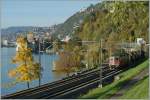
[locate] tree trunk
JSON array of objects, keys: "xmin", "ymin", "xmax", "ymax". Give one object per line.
[
  {"xmin": 39, "ymin": 77, "xmax": 41, "ymax": 86},
  {"xmin": 66, "ymin": 72, "xmax": 69, "ymax": 77},
  {"xmin": 27, "ymin": 82, "xmax": 30, "ymax": 89}
]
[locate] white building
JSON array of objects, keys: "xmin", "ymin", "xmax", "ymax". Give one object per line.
[
  {"xmin": 137, "ymin": 38, "xmax": 146, "ymax": 45},
  {"xmin": 61, "ymin": 35, "xmax": 71, "ymax": 42},
  {"xmin": 27, "ymin": 32, "xmax": 34, "ymax": 43},
  {"xmin": 3, "ymin": 40, "xmax": 8, "ymax": 46}
]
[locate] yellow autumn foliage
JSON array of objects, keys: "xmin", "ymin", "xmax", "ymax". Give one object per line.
[
  {"xmin": 17, "ymin": 65, "xmax": 28, "ymax": 73},
  {"xmin": 8, "ymin": 69, "xmax": 17, "ymax": 78},
  {"xmin": 21, "ymin": 74, "xmax": 31, "ymax": 81},
  {"xmin": 9, "ymin": 35, "xmax": 41, "ymax": 85}
]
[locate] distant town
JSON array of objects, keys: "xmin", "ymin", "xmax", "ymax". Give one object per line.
[{"xmin": 1, "ymin": 26, "xmax": 72, "ymax": 54}]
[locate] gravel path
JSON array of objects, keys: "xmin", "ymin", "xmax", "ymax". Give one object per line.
[{"xmin": 110, "ymin": 68, "xmax": 149, "ymax": 99}]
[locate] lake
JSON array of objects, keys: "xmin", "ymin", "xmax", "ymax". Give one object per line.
[{"xmin": 1, "ymin": 47, "xmax": 66, "ymax": 96}]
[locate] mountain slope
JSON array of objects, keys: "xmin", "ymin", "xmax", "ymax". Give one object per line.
[
  {"xmin": 53, "ymin": 3, "xmax": 106, "ymax": 38},
  {"xmin": 75, "ymin": 1, "xmax": 149, "ymax": 43}
]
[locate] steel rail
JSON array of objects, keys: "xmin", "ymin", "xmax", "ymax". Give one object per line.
[
  {"xmin": 42, "ymin": 69, "xmax": 122, "ymax": 99},
  {"xmin": 2, "ymin": 65, "xmax": 108, "ymax": 99},
  {"xmin": 21, "ymin": 68, "xmax": 111, "ymax": 99}
]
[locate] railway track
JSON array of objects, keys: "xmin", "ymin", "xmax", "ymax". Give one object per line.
[
  {"xmin": 2, "ymin": 64, "xmax": 109, "ymax": 99},
  {"xmin": 43, "ymin": 69, "xmax": 122, "ymax": 99},
  {"xmin": 25, "ymin": 68, "xmax": 111, "ymax": 99}
]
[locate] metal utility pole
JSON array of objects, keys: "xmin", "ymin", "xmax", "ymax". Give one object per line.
[
  {"xmin": 98, "ymin": 39, "xmax": 103, "ymax": 88},
  {"xmin": 87, "ymin": 48, "xmax": 89, "ymax": 69},
  {"xmin": 121, "ymin": 40, "xmax": 123, "ymax": 54},
  {"xmin": 129, "ymin": 39, "xmax": 131, "ymax": 65},
  {"xmin": 38, "ymin": 37, "xmax": 41, "ymax": 86}
]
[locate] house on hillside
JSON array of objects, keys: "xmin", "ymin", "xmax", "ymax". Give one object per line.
[{"xmin": 61, "ymin": 35, "xmax": 71, "ymax": 42}]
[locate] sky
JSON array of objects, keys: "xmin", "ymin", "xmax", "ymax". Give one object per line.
[{"xmin": 1, "ymin": 0, "xmax": 101, "ymax": 28}]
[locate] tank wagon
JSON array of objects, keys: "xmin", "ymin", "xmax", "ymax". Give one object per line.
[{"xmin": 108, "ymin": 48, "xmax": 145, "ymax": 69}]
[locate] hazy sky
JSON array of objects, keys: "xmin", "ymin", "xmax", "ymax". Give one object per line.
[{"xmin": 2, "ymin": 0, "xmax": 100, "ymax": 28}]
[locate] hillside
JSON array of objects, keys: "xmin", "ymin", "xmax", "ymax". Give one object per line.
[
  {"xmin": 74, "ymin": 1, "xmax": 149, "ymax": 43},
  {"xmin": 53, "ymin": 3, "xmax": 106, "ymax": 38},
  {"xmin": 53, "ymin": 11, "xmax": 85, "ymax": 37},
  {"xmin": 120, "ymin": 75, "xmax": 148, "ymax": 99}
]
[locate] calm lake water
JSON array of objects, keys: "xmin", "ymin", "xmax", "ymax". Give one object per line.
[{"xmin": 1, "ymin": 47, "xmax": 66, "ymax": 96}]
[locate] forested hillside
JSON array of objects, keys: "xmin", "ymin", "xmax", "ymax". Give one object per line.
[{"xmin": 75, "ymin": 1, "xmax": 149, "ymax": 43}]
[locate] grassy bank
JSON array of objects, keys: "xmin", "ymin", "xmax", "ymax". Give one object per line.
[
  {"xmin": 80, "ymin": 59, "xmax": 149, "ymax": 99},
  {"xmin": 120, "ymin": 75, "xmax": 149, "ymax": 99}
]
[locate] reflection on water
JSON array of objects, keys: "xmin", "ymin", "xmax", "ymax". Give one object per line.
[
  {"xmin": 53, "ymin": 71, "xmax": 67, "ymax": 79},
  {"xmin": 1, "ymin": 47, "xmax": 66, "ymax": 96}
]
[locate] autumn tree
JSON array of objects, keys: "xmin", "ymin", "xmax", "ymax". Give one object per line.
[
  {"xmin": 55, "ymin": 44, "xmax": 83, "ymax": 76},
  {"xmin": 84, "ymin": 43, "xmax": 100, "ymax": 69},
  {"xmin": 8, "ymin": 36, "xmax": 42, "ymax": 88},
  {"xmin": 55, "ymin": 52, "xmax": 74, "ymax": 76}
]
